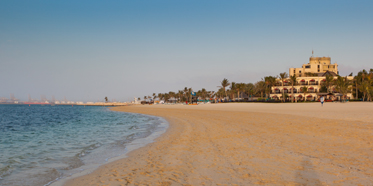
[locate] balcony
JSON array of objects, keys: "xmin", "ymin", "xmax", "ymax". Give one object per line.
[
  {"xmin": 271, "ymin": 89, "xmax": 299, "ymax": 94},
  {"xmin": 299, "ymin": 82, "xmax": 308, "ymax": 85},
  {"xmin": 299, "ymin": 90, "xmax": 318, "ymax": 93},
  {"xmin": 309, "ymin": 82, "xmax": 319, "ymax": 85}
]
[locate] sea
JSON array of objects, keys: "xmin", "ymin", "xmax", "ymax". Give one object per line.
[{"xmin": 0, "ymin": 104, "xmax": 168, "ymax": 186}]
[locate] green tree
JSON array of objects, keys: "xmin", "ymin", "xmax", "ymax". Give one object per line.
[
  {"xmin": 183, "ymin": 87, "xmax": 189, "ymax": 102},
  {"xmin": 255, "ymin": 80, "xmax": 266, "ymax": 98},
  {"xmin": 352, "ymin": 75, "xmax": 360, "ymax": 99},
  {"xmin": 216, "ymin": 87, "xmax": 225, "ymax": 100},
  {"xmin": 264, "ymin": 76, "xmax": 277, "ymax": 99},
  {"xmin": 235, "ymin": 83, "xmax": 246, "ymax": 100},
  {"xmin": 218, "ymin": 78, "xmax": 231, "ymax": 100},
  {"xmin": 229, "ymin": 82, "xmax": 236, "ymax": 100},
  {"xmin": 201, "ymin": 88, "xmax": 207, "ymax": 101},
  {"xmin": 358, "ymin": 81, "xmax": 368, "ymax": 101},
  {"xmin": 355, "ymin": 69, "xmax": 368, "ymax": 100},
  {"xmin": 289, "ymin": 75, "xmax": 297, "ymax": 103},
  {"xmin": 319, "ymin": 86, "xmax": 328, "ymax": 93},
  {"xmin": 324, "ymin": 74, "xmax": 334, "ymax": 93},
  {"xmin": 244, "ymin": 83, "xmax": 255, "ymax": 101},
  {"xmin": 164, "ymin": 93, "xmax": 169, "ymax": 103},
  {"xmin": 301, "ymin": 86, "xmax": 308, "ymax": 102},
  {"xmin": 188, "ymin": 88, "xmax": 193, "ymax": 103},
  {"xmin": 335, "ymin": 76, "xmax": 351, "ymax": 102},
  {"xmin": 364, "ymin": 70, "xmax": 373, "ymax": 101},
  {"xmin": 279, "ymin": 72, "xmax": 289, "ymax": 102},
  {"xmin": 105, "ymin": 97, "xmax": 108, "ymax": 102},
  {"xmin": 178, "ymin": 90, "xmax": 184, "ymax": 102},
  {"xmin": 168, "ymin": 91, "xmax": 176, "ymax": 103}
]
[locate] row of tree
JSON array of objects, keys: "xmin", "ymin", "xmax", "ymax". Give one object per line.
[
  {"xmin": 142, "ymin": 87, "xmax": 213, "ymax": 103},
  {"xmin": 353, "ymin": 69, "xmax": 373, "ymax": 101},
  {"xmin": 142, "ymin": 69, "xmax": 373, "ymax": 103}
]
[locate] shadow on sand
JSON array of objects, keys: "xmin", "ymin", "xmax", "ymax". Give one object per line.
[{"xmin": 295, "ymin": 157, "xmax": 322, "ymax": 186}]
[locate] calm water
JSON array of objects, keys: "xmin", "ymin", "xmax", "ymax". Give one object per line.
[{"xmin": 0, "ymin": 105, "xmax": 167, "ymax": 186}]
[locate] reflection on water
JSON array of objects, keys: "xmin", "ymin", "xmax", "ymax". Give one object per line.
[{"xmin": 0, "ymin": 105, "xmax": 162, "ymax": 186}]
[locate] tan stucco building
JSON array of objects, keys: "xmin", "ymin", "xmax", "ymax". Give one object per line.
[
  {"xmin": 289, "ymin": 57, "xmax": 338, "ymax": 77},
  {"xmin": 271, "ymin": 56, "xmax": 353, "ymax": 101}
]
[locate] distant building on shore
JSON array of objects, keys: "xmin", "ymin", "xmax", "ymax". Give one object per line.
[
  {"xmin": 271, "ymin": 55, "xmax": 354, "ymax": 101},
  {"xmin": 133, "ymin": 97, "xmax": 141, "ymax": 104}
]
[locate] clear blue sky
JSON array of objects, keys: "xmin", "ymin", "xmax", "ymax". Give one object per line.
[{"xmin": 1, "ymin": 0, "xmax": 372, "ymax": 102}]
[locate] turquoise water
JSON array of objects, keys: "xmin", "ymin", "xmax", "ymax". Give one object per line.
[{"xmin": 0, "ymin": 105, "xmax": 166, "ymax": 186}]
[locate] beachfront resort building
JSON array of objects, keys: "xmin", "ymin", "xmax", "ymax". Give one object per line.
[
  {"xmin": 270, "ymin": 56, "xmax": 354, "ymax": 101},
  {"xmin": 289, "ymin": 56, "xmax": 338, "ymax": 77}
]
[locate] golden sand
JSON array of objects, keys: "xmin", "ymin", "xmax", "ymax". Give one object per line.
[{"xmin": 64, "ymin": 102, "xmax": 373, "ymax": 185}]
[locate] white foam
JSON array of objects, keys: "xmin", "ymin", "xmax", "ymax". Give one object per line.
[{"xmin": 49, "ymin": 114, "xmax": 168, "ymax": 186}]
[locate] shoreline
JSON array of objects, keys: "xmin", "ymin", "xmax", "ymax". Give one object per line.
[
  {"xmin": 49, "ymin": 111, "xmax": 169, "ymax": 186},
  {"xmin": 63, "ymin": 102, "xmax": 373, "ymax": 185}
]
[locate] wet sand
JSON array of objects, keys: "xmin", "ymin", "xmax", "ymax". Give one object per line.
[{"xmin": 65, "ymin": 102, "xmax": 373, "ymax": 185}]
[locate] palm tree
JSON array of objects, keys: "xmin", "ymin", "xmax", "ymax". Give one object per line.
[
  {"xmin": 255, "ymin": 80, "xmax": 266, "ymax": 98},
  {"xmin": 168, "ymin": 91, "xmax": 176, "ymax": 103},
  {"xmin": 164, "ymin": 93, "xmax": 169, "ymax": 103},
  {"xmin": 358, "ymin": 81, "xmax": 369, "ymax": 101},
  {"xmin": 216, "ymin": 87, "xmax": 225, "ymax": 100},
  {"xmin": 227, "ymin": 89, "xmax": 233, "ymax": 100},
  {"xmin": 279, "ymin": 72, "xmax": 289, "ymax": 102},
  {"xmin": 353, "ymin": 75, "xmax": 360, "ymax": 100},
  {"xmin": 335, "ymin": 76, "xmax": 351, "ymax": 102},
  {"xmin": 105, "ymin": 97, "xmax": 108, "ymax": 102},
  {"xmin": 188, "ymin": 88, "xmax": 193, "ymax": 103},
  {"xmin": 324, "ymin": 74, "xmax": 334, "ymax": 93},
  {"xmin": 301, "ymin": 86, "xmax": 308, "ymax": 102},
  {"xmin": 177, "ymin": 90, "xmax": 184, "ymax": 102},
  {"xmin": 356, "ymin": 69, "xmax": 371, "ymax": 101},
  {"xmin": 264, "ymin": 76, "xmax": 277, "ymax": 99},
  {"xmin": 230, "ymin": 82, "xmax": 236, "ymax": 100},
  {"xmin": 201, "ymin": 88, "xmax": 207, "ymax": 101},
  {"xmin": 244, "ymin": 83, "xmax": 255, "ymax": 101},
  {"xmin": 218, "ymin": 78, "xmax": 230, "ymax": 100},
  {"xmin": 366, "ymin": 70, "xmax": 373, "ymax": 102},
  {"xmin": 183, "ymin": 87, "xmax": 188, "ymax": 102},
  {"xmin": 289, "ymin": 75, "xmax": 297, "ymax": 103},
  {"xmin": 235, "ymin": 83, "xmax": 245, "ymax": 100}
]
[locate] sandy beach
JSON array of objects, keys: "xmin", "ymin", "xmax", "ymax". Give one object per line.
[{"xmin": 64, "ymin": 102, "xmax": 373, "ymax": 185}]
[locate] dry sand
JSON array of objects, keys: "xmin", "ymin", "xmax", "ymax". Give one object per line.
[{"xmin": 64, "ymin": 102, "xmax": 373, "ymax": 185}]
